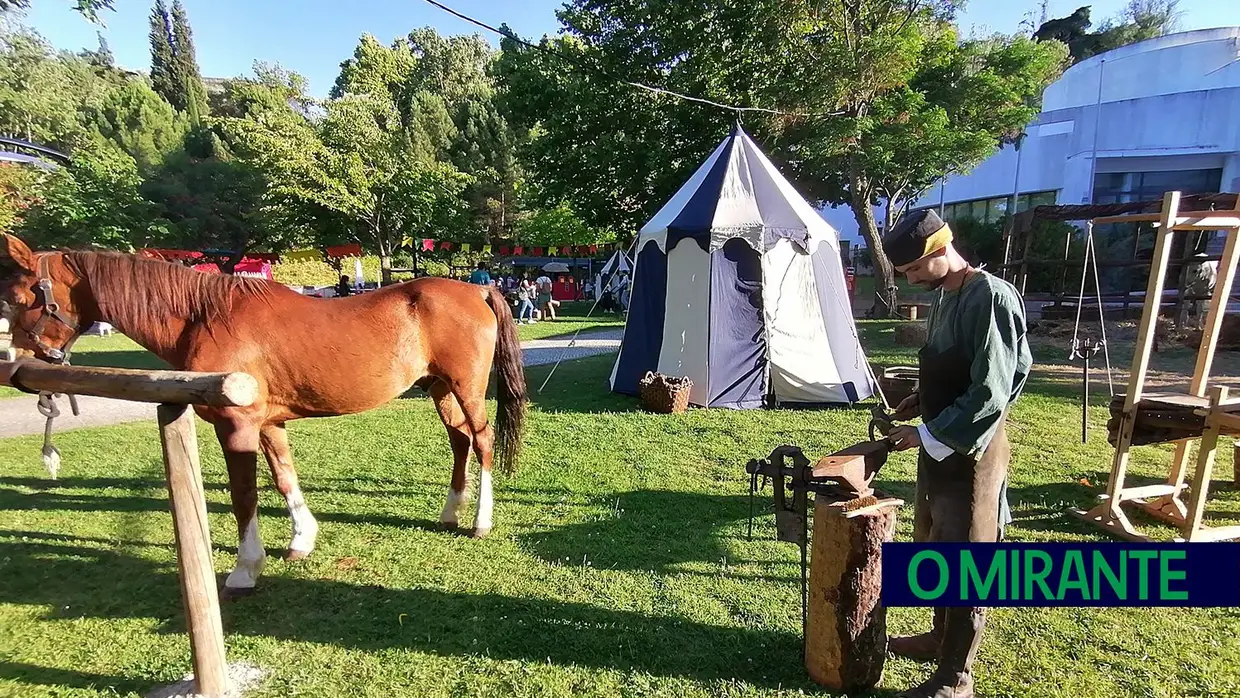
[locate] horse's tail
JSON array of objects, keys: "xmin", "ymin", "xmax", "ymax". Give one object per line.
[{"xmin": 485, "ymin": 286, "xmax": 527, "ymax": 475}]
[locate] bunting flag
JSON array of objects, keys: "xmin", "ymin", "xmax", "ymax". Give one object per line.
[
  {"xmin": 514, "ymin": 246, "xmax": 524, "ymax": 255},
  {"xmin": 462, "ymin": 243, "xmax": 472, "ymax": 252},
  {"xmin": 284, "ymin": 248, "xmax": 321, "ymax": 263},
  {"xmin": 439, "ymin": 241, "xmax": 454, "ymax": 251},
  {"xmin": 325, "ymin": 243, "xmax": 362, "ymax": 259},
  {"xmin": 499, "ymin": 245, "xmax": 511, "ymax": 255},
  {"xmin": 483, "ymin": 244, "xmax": 492, "ymax": 253},
  {"xmin": 533, "ymin": 247, "xmax": 543, "ymax": 256},
  {"xmin": 422, "ymin": 239, "xmax": 435, "ymax": 252}
]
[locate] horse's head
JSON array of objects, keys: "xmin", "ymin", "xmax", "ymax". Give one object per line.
[{"xmin": 0, "ymin": 233, "xmax": 93, "ymax": 363}]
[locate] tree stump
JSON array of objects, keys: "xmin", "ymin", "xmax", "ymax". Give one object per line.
[
  {"xmin": 893, "ymin": 322, "xmax": 927, "ymax": 346},
  {"xmin": 804, "ymin": 495, "xmax": 900, "ymax": 692}
]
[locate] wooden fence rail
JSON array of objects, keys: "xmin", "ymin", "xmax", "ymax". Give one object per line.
[{"xmin": 0, "ymin": 359, "xmax": 256, "ymax": 697}]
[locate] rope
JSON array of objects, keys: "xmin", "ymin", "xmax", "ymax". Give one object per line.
[
  {"xmin": 1068, "ymin": 223, "xmax": 1115, "ymax": 396},
  {"xmin": 1089, "ymin": 227, "xmax": 1115, "ymax": 395},
  {"xmin": 420, "ymin": 0, "xmax": 843, "ymax": 119}
]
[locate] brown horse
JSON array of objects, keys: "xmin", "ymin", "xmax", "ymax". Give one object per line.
[{"xmin": 0, "ymin": 234, "xmax": 527, "ymax": 595}]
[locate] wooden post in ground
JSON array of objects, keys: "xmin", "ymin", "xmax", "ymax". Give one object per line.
[
  {"xmin": 159, "ymin": 403, "xmax": 229, "ymax": 697},
  {"xmin": 804, "ymin": 496, "xmax": 901, "ymax": 692}
]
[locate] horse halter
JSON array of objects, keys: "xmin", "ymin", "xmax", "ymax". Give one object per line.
[{"xmin": 11, "ymin": 253, "xmax": 81, "ymax": 364}]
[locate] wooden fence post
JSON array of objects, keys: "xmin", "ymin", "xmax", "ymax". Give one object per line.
[{"xmin": 158, "ymin": 403, "xmax": 229, "ymax": 697}]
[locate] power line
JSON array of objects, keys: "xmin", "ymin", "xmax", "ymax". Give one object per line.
[{"xmin": 421, "ymin": 0, "xmax": 839, "ymax": 119}]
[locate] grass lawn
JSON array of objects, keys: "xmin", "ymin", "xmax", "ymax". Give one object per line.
[
  {"xmin": 511, "ymin": 300, "xmax": 626, "ymax": 341},
  {"xmin": 1, "ymin": 322, "xmax": 1239, "ymax": 697}
]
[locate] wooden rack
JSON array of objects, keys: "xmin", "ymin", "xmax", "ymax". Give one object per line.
[{"xmin": 1069, "ymin": 190, "xmax": 1240, "ymax": 542}]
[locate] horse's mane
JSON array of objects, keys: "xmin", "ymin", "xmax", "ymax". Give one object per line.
[{"xmin": 68, "ymin": 251, "xmax": 273, "ymax": 338}]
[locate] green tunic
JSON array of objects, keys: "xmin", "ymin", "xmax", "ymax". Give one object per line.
[{"xmin": 922, "ymin": 269, "xmax": 1032, "ymax": 459}]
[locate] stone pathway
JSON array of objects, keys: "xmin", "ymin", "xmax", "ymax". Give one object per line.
[{"xmin": 0, "ymin": 329, "xmax": 623, "ymax": 439}]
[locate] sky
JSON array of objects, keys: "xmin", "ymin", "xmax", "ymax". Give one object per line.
[{"xmin": 18, "ymin": 0, "xmax": 1240, "ymax": 99}]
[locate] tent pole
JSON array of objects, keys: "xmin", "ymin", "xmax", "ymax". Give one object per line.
[{"xmin": 537, "ymin": 237, "xmax": 640, "ymax": 394}]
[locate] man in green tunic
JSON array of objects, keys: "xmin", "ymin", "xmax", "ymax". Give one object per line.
[{"xmin": 880, "ymin": 209, "xmax": 1032, "ymax": 698}]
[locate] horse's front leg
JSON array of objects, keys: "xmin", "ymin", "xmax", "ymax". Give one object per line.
[
  {"xmin": 214, "ymin": 418, "xmax": 266, "ymax": 596},
  {"xmin": 260, "ymin": 423, "xmax": 318, "ymax": 560}
]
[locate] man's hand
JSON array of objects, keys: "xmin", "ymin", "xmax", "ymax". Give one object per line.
[
  {"xmin": 892, "ymin": 392, "xmax": 920, "ymax": 421},
  {"xmin": 887, "ymin": 425, "xmax": 922, "ymax": 451}
]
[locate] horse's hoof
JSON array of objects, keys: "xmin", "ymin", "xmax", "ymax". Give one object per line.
[
  {"xmin": 472, "ymin": 526, "xmax": 492, "ymax": 539},
  {"xmin": 284, "ymin": 548, "xmax": 311, "ymax": 562},
  {"xmin": 221, "ymin": 585, "xmax": 256, "ymax": 601}
]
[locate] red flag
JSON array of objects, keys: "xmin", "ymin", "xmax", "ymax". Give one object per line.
[
  {"xmin": 514, "ymin": 246, "xmax": 524, "ymax": 255},
  {"xmin": 499, "ymin": 245, "xmax": 511, "ymax": 256},
  {"xmin": 589, "ymin": 245, "xmax": 599, "ymax": 254},
  {"xmin": 440, "ymin": 241, "xmax": 453, "ymax": 251},
  {"xmin": 422, "ymin": 239, "xmax": 435, "ymax": 251},
  {"xmin": 325, "ymin": 243, "xmax": 362, "ymax": 258}
]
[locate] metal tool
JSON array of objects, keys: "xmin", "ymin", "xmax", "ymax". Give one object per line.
[
  {"xmin": 1070, "ymin": 336, "xmax": 1104, "ymax": 443},
  {"xmin": 744, "ymin": 438, "xmax": 894, "ymax": 650}
]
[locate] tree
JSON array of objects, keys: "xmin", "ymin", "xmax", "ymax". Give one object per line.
[
  {"xmin": 169, "ymin": 0, "xmax": 208, "ymax": 122},
  {"xmin": 0, "ymin": 26, "xmax": 119, "ymax": 150},
  {"xmin": 16, "ymin": 138, "xmax": 160, "ymax": 250},
  {"xmin": 148, "ymin": 0, "xmax": 176, "ymax": 106},
  {"xmin": 89, "ymin": 78, "xmax": 188, "ymax": 169},
  {"xmin": 1034, "ymin": 1, "xmax": 1181, "ymax": 61},
  {"xmin": 496, "ymin": 27, "xmax": 736, "ymax": 236},
  {"xmin": 299, "ymin": 93, "xmax": 473, "ymax": 281},
  {"xmin": 451, "ymin": 96, "xmax": 520, "ymax": 241},
  {"xmin": 147, "ymin": 0, "xmax": 208, "ymax": 119},
  {"xmin": 767, "ymin": 4, "xmax": 1068, "ymax": 314},
  {"xmin": 496, "ymin": 0, "xmax": 1068, "ymax": 316},
  {"xmin": 0, "ymin": 162, "xmax": 40, "ymax": 232},
  {"xmin": 0, "ymin": 1, "xmax": 114, "ymax": 23},
  {"xmin": 141, "ymin": 140, "xmax": 273, "ymax": 272},
  {"xmin": 514, "ymin": 199, "xmax": 615, "ymax": 247}
]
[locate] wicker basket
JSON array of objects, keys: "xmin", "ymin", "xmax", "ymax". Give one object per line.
[{"xmin": 639, "ymin": 371, "xmax": 693, "ymax": 414}]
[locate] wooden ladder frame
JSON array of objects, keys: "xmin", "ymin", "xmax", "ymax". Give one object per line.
[{"xmin": 1070, "ymin": 190, "xmax": 1240, "ymax": 542}]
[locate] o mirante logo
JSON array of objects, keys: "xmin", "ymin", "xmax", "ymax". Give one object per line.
[{"xmin": 881, "ymin": 543, "xmax": 1240, "ymax": 607}]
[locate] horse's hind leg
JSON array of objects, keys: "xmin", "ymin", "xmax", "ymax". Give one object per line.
[
  {"xmin": 455, "ymin": 386, "xmax": 496, "ymax": 539},
  {"xmin": 214, "ymin": 419, "xmax": 266, "ymax": 596},
  {"xmin": 260, "ymin": 423, "xmax": 318, "ymax": 560},
  {"xmin": 431, "ymin": 381, "xmax": 472, "ymax": 531}
]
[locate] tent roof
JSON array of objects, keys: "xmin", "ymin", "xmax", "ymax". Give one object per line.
[{"xmin": 638, "ymin": 124, "xmax": 841, "ymax": 253}]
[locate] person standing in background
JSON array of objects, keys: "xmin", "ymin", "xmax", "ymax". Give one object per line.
[
  {"xmin": 469, "ymin": 262, "xmax": 492, "ymax": 286},
  {"xmin": 535, "ymin": 271, "xmax": 557, "ymax": 320}
]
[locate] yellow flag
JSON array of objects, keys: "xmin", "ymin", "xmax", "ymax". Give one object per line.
[
  {"xmin": 483, "ymin": 244, "xmax": 492, "ymax": 254},
  {"xmin": 462, "ymin": 243, "xmax": 472, "ymax": 252}
]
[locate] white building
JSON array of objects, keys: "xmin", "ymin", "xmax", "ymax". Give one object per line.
[{"xmin": 825, "ymin": 26, "xmax": 1240, "ymax": 251}]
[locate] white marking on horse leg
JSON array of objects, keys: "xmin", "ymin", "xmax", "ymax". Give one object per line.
[
  {"xmin": 474, "ymin": 469, "xmax": 493, "ymax": 536},
  {"xmin": 225, "ymin": 517, "xmax": 266, "ymax": 590},
  {"xmin": 441, "ymin": 482, "xmax": 467, "ymax": 525},
  {"xmin": 286, "ymin": 484, "xmax": 318, "ymax": 554}
]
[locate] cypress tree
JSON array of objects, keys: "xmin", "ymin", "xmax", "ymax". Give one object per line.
[
  {"xmin": 170, "ymin": 0, "xmax": 209, "ymax": 119},
  {"xmin": 148, "ymin": 0, "xmax": 178, "ymax": 107}
]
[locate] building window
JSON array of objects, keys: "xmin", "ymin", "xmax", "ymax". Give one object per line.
[
  {"xmin": 929, "ymin": 190, "xmax": 1058, "ymax": 225},
  {"xmin": 1093, "ymin": 169, "xmax": 1222, "ymax": 204}
]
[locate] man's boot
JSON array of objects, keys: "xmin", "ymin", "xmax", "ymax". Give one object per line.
[
  {"xmin": 896, "ymin": 607, "xmax": 985, "ymax": 698},
  {"xmin": 888, "ymin": 606, "xmax": 945, "ymax": 662}
]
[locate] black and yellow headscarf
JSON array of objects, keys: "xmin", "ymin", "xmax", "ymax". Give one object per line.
[{"xmin": 882, "ymin": 209, "xmax": 953, "ymax": 267}]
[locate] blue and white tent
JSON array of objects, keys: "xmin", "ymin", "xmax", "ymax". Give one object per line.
[{"xmin": 610, "ymin": 125, "xmax": 878, "ymax": 409}]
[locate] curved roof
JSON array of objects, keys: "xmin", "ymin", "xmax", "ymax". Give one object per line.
[{"xmin": 638, "ymin": 124, "xmax": 841, "ymax": 254}]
